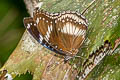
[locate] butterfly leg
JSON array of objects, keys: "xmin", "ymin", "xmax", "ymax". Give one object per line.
[
  {"xmin": 64, "ymin": 56, "xmax": 73, "ymax": 63},
  {"xmin": 64, "ymin": 55, "xmax": 85, "ymax": 63}
]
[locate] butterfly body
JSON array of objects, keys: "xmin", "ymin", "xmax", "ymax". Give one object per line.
[{"xmin": 24, "ymin": 8, "xmax": 88, "ymax": 60}]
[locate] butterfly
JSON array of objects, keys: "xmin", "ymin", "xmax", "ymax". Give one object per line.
[{"xmin": 23, "ymin": 8, "xmax": 88, "ymax": 61}]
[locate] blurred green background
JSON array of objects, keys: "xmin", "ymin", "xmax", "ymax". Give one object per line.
[{"xmin": 0, "ymin": 0, "xmax": 32, "ymax": 79}]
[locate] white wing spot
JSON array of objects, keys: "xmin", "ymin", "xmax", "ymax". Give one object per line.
[
  {"xmin": 58, "ymin": 28, "xmax": 60, "ymax": 31},
  {"xmin": 36, "ymin": 18, "xmax": 39, "ymax": 24},
  {"xmin": 44, "ymin": 25, "xmax": 53, "ymax": 42},
  {"xmin": 66, "ymin": 18, "xmax": 69, "ymax": 21},
  {"xmin": 79, "ymin": 22, "xmax": 81, "ymax": 24},
  {"xmin": 39, "ymin": 34, "xmax": 43, "ymax": 42},
  {"xmin": 46, "ymin": 31, "xmax": 50, "ymax": 38},
  {"xmin": 66, "ymin": 23, "xmax": 70, "ymax": 34},
  {"xmin": 55, "ymin": 46, "xmax": 58, "ymax": 48},
  {"xmin": 43, "ymin": 18, "xmax": 45, "ymax": 20},
  {"xmin": 48, "ymin": 26, "xmax": 51, "ymax": 33},
  {"xmin": 63, "ymin": 24, "xmax": 67, "ymax": 33},
  {"xmin": 69, "ymin": 23, "xmax": 72, "ymax": 34},
  {"xmin": 34, "ymin": 24, "xmax": 37, "ymax": 26},
  {"xmin": 72, "ymin": 24, "xmax": 76, "ymax": 34},
  {"xmin": 50, "ymin": 25, "xmax": 53, "ymax": 31},
  {"xmin": 45, "ymin": 35, "xmax": 49, "ymax": 41},
  {"xmin": 62, "ymin": 22, "xmax": 81, "ymax": 36},
  {"xmin": 55, "ymin": 20, "xmax": 57, "ymax": 23},
  {"xmin": 60, "ymin": 49, "xmax": 62, "ymax": 50},
  {"xmin": 27, "ymin": 24, "xmax": 30, "ymax": 29},
  {"xmin": 62, "ymin": 20, "xmax": 65, "ymax": 22},
  {"xmin": 40, "ymin": 17, "xmax": 42, "ymax": 19}
]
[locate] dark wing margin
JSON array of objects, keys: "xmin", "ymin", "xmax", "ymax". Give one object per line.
[{"xmin": 23, "ymin": 17, "xmax": 40, "ymax": 42}]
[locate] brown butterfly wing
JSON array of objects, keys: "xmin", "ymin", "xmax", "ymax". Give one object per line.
[
  {"xmin": 26, "ymin": 9, "xmax": 88, "ymax": 57},
  {"xmin": 32, "ymin": 9, "xmax": 68, "ymax": 55},
  {"xmin": 23, "ymin": 17, "xmax": 40, "ymax": 42},
  {"xmin": 55, "ymin": 12, "xmax": 87, "ymax": 56},
  {"xmin": 24, "ymin": 17, "xmax": 67, "ymax": 56}
]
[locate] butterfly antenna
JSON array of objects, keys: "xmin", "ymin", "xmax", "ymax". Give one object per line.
[{"xmin": 81, "ymin": 0, "xmax": 96, "ymax": 15}]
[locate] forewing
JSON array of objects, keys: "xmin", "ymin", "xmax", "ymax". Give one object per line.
[
  {"xmin": 23, "ymin": 17, "xmax": 40, "ymax": 42},
  {"xmin": 33, "ymin": 9, "xmax": 68, "ymax": 54},
  {"xmin": 24, "ymin": 13, "xmax": 67, "ymax": 56}
]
